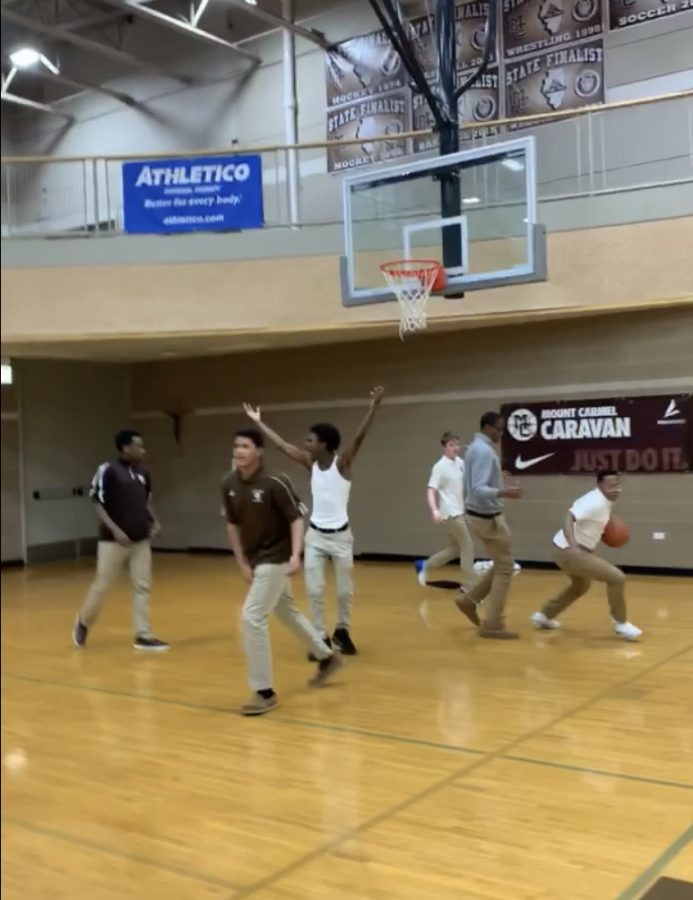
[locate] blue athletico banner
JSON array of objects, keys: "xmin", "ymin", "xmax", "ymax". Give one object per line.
[{"xmin": 121, "ymin": 155, "xmax": 264, "ymax": 235}]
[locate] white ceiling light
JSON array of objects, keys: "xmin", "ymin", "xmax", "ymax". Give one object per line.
[
  {"xmin": 1, "ymin": 363, "xmax": 13, "ymax": 385},
  {"xmin": 502, "ymin": 158, "xmax": 524, "ymax": 172},
  {"xmin": 243, "ymin": 0, "xmax": 258, "ymax": 5},
  {"xmin": 9, "ymin": 47, "xmax": 41, "ymax": 68},
  {"xmin": 9, "ymin": 47, "xmax": 60, "ymax": 75},
  {"xmin": 462, "ymin": 196, "xmax": 481, "ymax": 205}
]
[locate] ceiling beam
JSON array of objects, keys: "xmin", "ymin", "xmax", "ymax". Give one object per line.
[
  {"xmin": 62, "ymin": 10, "xmax": 130, "ymax": 32},
  {"xmin": 1, "ymin": 7, "xmax": 194, "ymax": 85},
  {"xmin": 220, "ymin": 0, "xmax": 332, "ymax": 50},
  {"xmin": 97, "ymin": 0, "xmax": 261, "ymax": 65},
  {"xmin": 22, "ymin": 68, "xmax": 137, "ymax": 105},
  {"xmin": 1, "ymin": 91, "xmax": 74, "ymax": 120}
]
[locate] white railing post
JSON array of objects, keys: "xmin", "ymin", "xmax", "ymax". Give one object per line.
[
  {"xmin": 92, "ymin": 158, "xmax": 100, "ymax": 234},
  {"xmin": 587, "ymin": 110, "xmax": 595, "ymax": 196},
  {"xmin": 104, "ymin": 159, "xmax": 113, "ymax": 232},
  {"xmin": 282, "ymin": 0, "xmax": 301, "ymax": 227}
]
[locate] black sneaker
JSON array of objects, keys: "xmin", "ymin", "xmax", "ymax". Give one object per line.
[
  {"xmin": 307, "ymin": 635, "xmax": 331, "ymax": 662},
  {"xmin": 133, "ymin": 636, "xmax": 170, "ymax": 652},
  {"xmin": 308, "ymin": 651, "xmax": 344, "ymax": 687},
  {"xmin": 332, "ymin": 627, "xmax": 357, "ymax": 655},
  {"xmin": 72, "ymin": 617, "xmax": 88, "ymax": 648}
]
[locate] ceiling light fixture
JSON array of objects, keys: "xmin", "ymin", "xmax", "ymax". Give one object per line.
[
  {"xmin": 9, "ymin": 47, "xmax": 40, "ymax": 68},
  {"xmin": 243, "ymin": 0, "xmax": 258, "ymax": 6},
  {"xmin": 462, "ymin": 196, "xmax": 481, "ymax": 205},
  {"xmin": 9, "ymin": 47, "xmax": 60, "ymax": 75},
  {"xmin": 501, "ymin": 158, "xmax": 524, "ymax": 172}
]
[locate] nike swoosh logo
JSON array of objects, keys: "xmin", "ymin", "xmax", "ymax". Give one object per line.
[{"xmin": 515, "ymin": 453, "xmax": 555, "ymax": 470}]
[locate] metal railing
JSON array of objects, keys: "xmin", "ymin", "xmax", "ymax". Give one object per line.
[{"xmin": 1, "ymin": 90, "xmax": 692, "ymax": 238}]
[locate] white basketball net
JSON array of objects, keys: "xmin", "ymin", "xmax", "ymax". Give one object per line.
[{"xmin": 381, "ymin": 259, "xmax": 441, "ymax": 340}]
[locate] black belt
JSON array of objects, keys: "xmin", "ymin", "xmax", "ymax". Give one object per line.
[
  {"xmin": 466, "ymin": 510, "xmax": 500, "ymax": 520},
  {"xmin": 310, "ymin": 522, "xmax": 349, "ymax": 534}
]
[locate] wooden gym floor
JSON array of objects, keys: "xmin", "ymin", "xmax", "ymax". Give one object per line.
[{"xmin": 1, "ymin": 555, "xmax": 692, "ymax": 900}]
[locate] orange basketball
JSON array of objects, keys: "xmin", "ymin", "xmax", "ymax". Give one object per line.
[
  {"xmin": 602, "ymin": 515, "xmax": 630, "ymax": 548},
  {"xmin": 432, "ymin": 265, "xmax": 447, "ymax": 293}
]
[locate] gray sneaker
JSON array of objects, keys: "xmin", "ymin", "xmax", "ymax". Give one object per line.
[{"xmin": 240, "ymin": 693, "xmax": 278, "ymax": 716}]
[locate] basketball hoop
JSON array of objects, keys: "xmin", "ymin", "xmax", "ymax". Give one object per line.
[{"xmin": 380, "ymin": 259, "xmax": 444, "ymax": 339}]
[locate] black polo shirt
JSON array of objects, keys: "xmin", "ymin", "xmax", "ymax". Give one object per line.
[
  {"xmin": 91, "ymin": 459, "xmax": 152, "ymax": 542},
  {"xmin": 221, "ymin": 466, "xmax": 303, "ymax": 567}
]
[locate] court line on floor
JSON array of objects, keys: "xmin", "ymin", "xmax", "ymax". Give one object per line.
[
  {"xmin": 503, "ymin": 755, "xmax": 693, "ymax": 792},
  {"xmin": 614, "ymin": 822, "xmax": 693, "ymax": 900},
  {"xmin": 4, "ymin": 668, "xmax": 692, "ymax": 793},
  {"xmin": 1, "ymin": 670, "xmax": 486, "ymax": 758},
  {"xmin": 230, "ymin": 642, "xmax": 693, "ymax": 899},
  {"xmin": 2, "ymin": 816, "xmax": 243, "ymax": 894}
]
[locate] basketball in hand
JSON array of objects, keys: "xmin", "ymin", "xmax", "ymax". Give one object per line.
[{"xmin": 602, "ymin": 515, "xmax": 630, "ymax": 548}]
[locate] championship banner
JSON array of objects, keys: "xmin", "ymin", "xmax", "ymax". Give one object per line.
[
  {"xmin": 411, "ymin": 90, "xmax": 439, "ymax": 154},
  {"xmin": 458, "ymin": 68, "xmax": 502, "ymax": 140},
  {"xmin": 412, "ymin": 68, "xmax": 501, "ymax": 153},
  {"xmin": 327, "ymin": 92, "xmax": 409, "ymax": 173},
  {"xmin": 456, "ymin": 0, "xmax": 499, "ymax": 69},
  {"xmin": 505, "ymin": 39, "xmax": 604, "ymax": 123},
  {"xmin": 501, "ymin": 395, "xmax": 693, "ymax": 475},
  {"xmin": 121, "ymin": 155, "xmax": 263, "ymax": 235},
  {"xmin": 609, "ymin": 0, "xmax": 693, "ymax": 30},
  {"xmin": 325, "ymin": 30, "xmax": 406, "ymax": 110},
  {"xmin": 502, "ymin": 0, "xmax": 603, "ymax": 60}
]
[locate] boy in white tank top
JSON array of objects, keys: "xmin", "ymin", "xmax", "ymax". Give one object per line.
[{"xmin": 243, "ymin": 386, "xmax": 385, "ymax": 655}]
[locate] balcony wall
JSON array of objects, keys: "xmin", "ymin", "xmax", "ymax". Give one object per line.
[{"xmin": 2, "ymin": 212, "xmax": 693, "ymax": 349}]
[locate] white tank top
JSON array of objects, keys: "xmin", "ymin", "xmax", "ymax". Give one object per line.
[{"xmin": 310, "ymin": 456, "xmax": 351, "ymax": 529}]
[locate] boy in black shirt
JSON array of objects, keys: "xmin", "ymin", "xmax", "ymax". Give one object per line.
[{"xmin": 73, "ymin": 429, "xmax": 168, "ymax": 651}]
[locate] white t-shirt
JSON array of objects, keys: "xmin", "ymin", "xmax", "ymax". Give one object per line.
[
  {"xmin": 311, "ymin": 456, "xmax": 351, "ymax": 529},
  {"xmin": 553, "ymin": 487, "xmax": 613, "ymax": 551},
  {"xmin": 428, "ymin": 455, "xmax": 465, "ymax": 519}
]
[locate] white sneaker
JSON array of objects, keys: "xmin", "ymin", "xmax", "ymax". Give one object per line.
[
  {"xmin": 415, "ymin": 560, "xmax": 427, "ymax": 587},
  {"xmin": 531, "ymin": 611, "xmax": 561, "ymax": 630},
  {"xmin": 612, "ymin": 620, "xmax": 642, "ymax": 641}
]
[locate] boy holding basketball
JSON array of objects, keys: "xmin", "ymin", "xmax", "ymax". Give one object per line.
[{"xmin": 531, "ymin": 470, "xmax": 642, "ymax": 640}]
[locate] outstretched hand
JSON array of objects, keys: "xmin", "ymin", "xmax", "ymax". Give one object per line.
[
  {"xmin": 370, "ymin": 385, "xmax": 385, "ymax": 406},
  {"xmin": 243, "ymin": 403, "xmax": 261, "ymax": 423}
]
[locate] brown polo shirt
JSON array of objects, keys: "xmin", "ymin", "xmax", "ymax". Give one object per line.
[{"xmin": 221, "ymin": 466, "xmax": 303, "ymax": 567}]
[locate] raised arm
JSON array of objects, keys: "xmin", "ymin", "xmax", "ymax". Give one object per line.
[
  {"xmin": 338, "ymin": 386, "xmax": 385, "ymax": 474},
  {"xmin": 242, "ymin": 403, "xmax": 311, "ymax": 469}
]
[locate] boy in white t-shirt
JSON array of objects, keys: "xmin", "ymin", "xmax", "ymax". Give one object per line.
[
  {"xmin": 531, "ymin": 470, "xmax": 642, "ymax": 640},
  {"xmin": 415, "ymin": 432, "xmax": 479, "ymax": 626}
]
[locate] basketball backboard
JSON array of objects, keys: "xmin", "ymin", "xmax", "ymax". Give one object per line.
[{"xmin": 340, "ymin": 137, "xmax": 547, "ymax": 306}]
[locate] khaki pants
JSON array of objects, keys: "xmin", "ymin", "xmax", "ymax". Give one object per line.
[
  {"xmin": 542, "ymin": 548, "xmax": 627, "ymax": 623},
  {"xmin": 422, "ymin": 515, "xmax": 475, "ymax": 592},
  {"xmin": 303, "ymin": 527, "xmax": 354, "ymax": 636},
  {"xmin": 465, "ymin": 514, "xmax": 514, "ymax": 630},
  {"xmin": 243, "ymin": 563, "xmax": 332, "ymax": 692},
  {"xmin": 80, "ymin": 540, "xmax": 153, "ymax": 638}
]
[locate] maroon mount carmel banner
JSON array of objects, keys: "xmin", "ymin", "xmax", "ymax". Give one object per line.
[{"xmin": 501, "ymin": 395, "xmax": 693, "ymax": 475}]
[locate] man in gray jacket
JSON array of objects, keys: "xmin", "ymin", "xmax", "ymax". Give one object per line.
[{"xmin": 463, "ymin": 411, "xmax": 523, "ymax": 639}]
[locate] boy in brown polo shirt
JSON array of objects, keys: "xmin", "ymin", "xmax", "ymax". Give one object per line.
[{"xmin": 222, "ymin": 428, "xmax": 343, "ymax": 716}]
